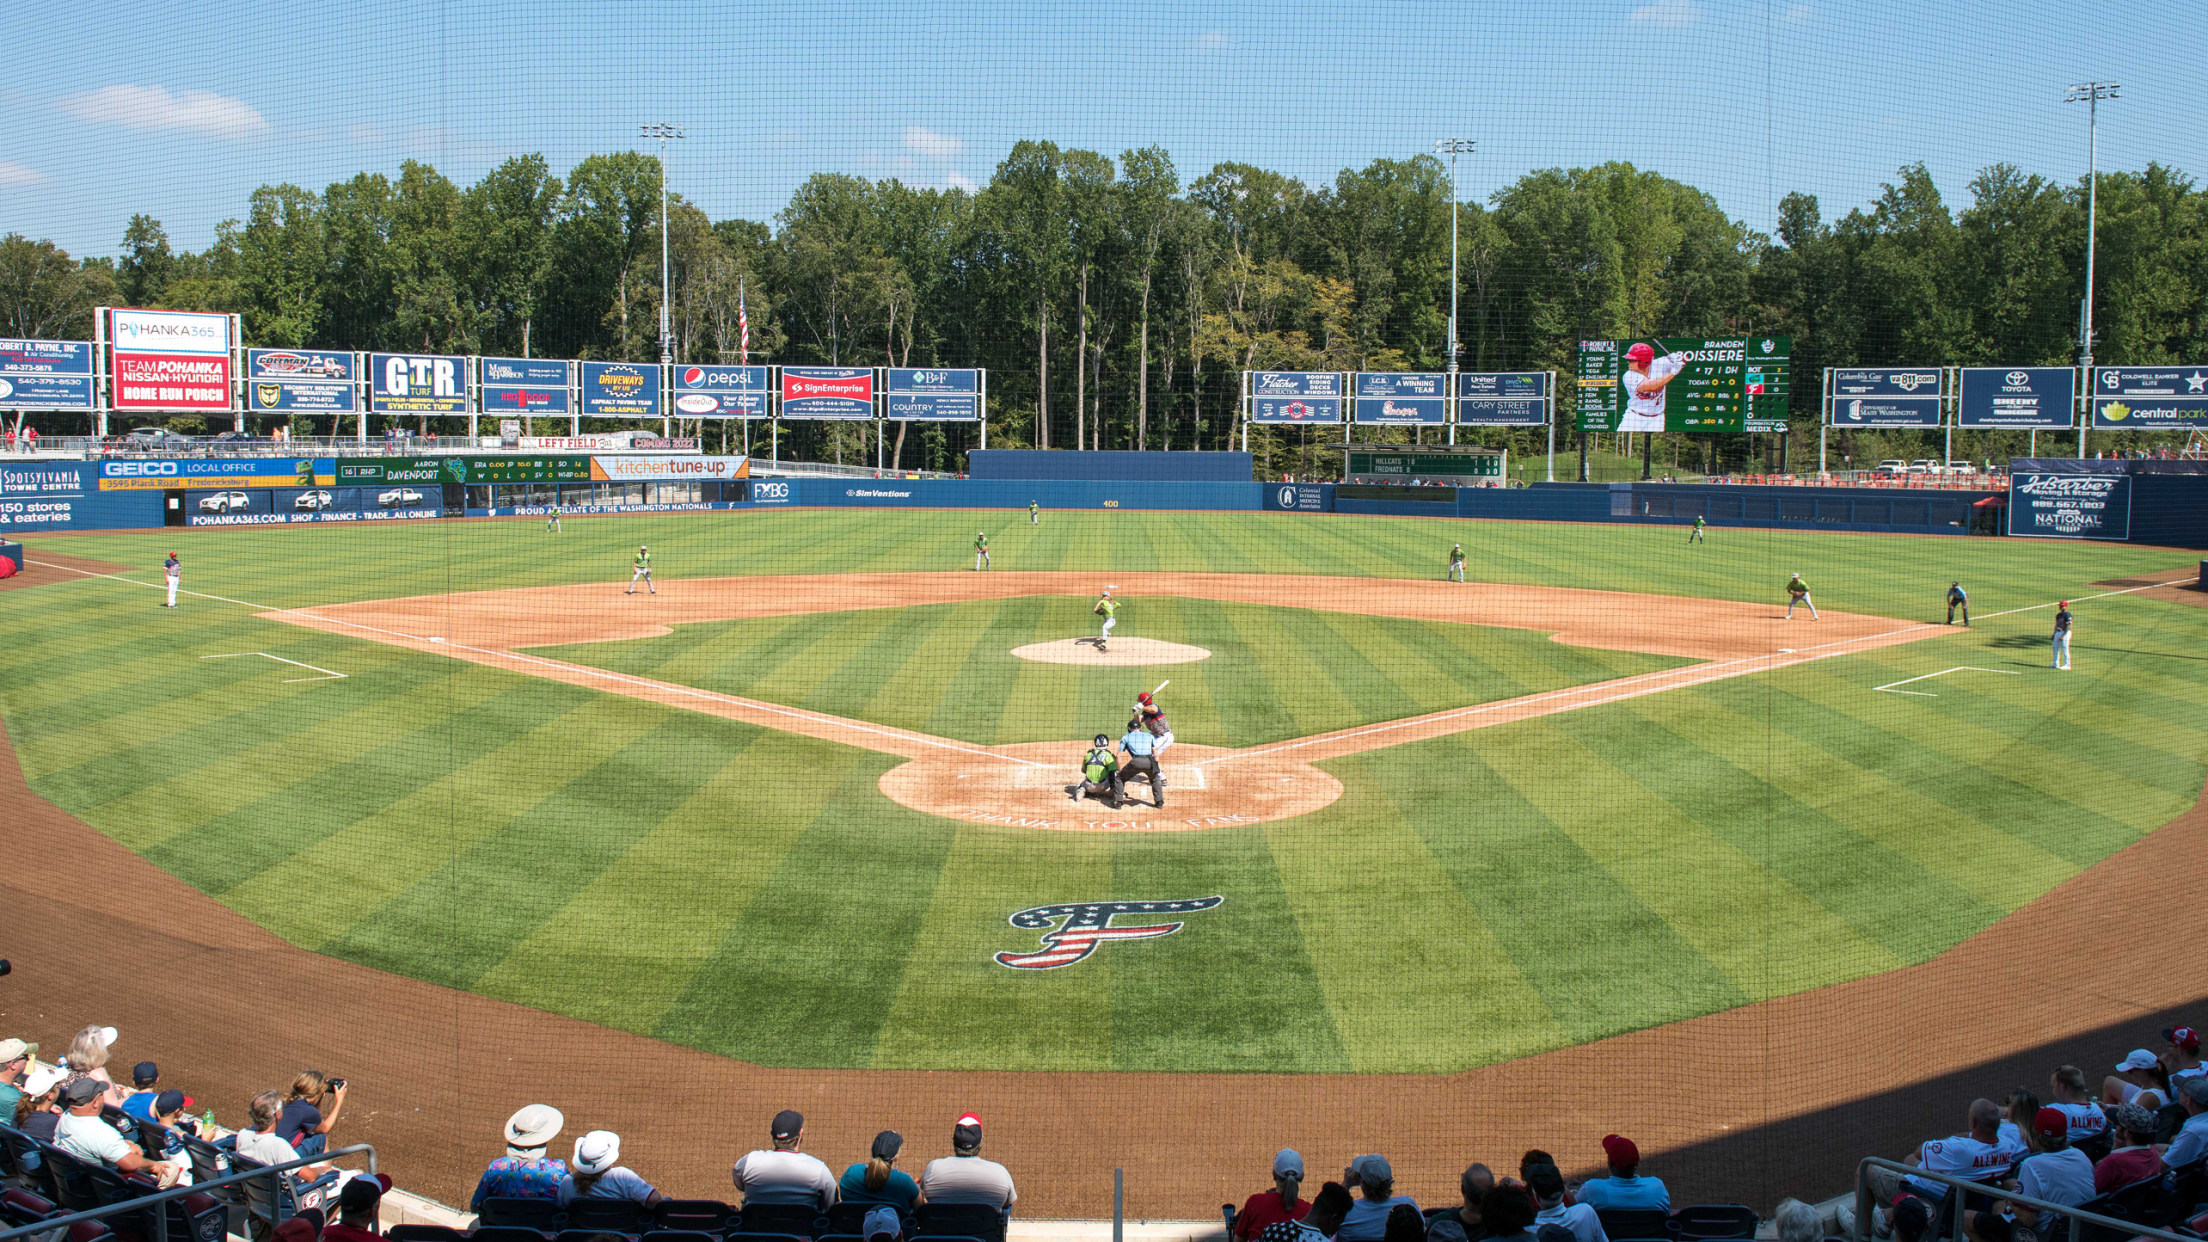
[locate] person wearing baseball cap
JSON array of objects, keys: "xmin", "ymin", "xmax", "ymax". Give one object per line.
[
  {"xmin": 733, "ymin": 1109, "xmax": 837, "ymax": 1211},
  {"xmin": 1575, "ymin": 1135, "xmax": 1669, "ymax": 1211},
  {"xmin": 323, "ymin": 1174, "xmax": 395, "ymax": 1242},
  {"xmin": 2104, "ymin": 1049, "xmax": 2170, "ymax": 1113},
  {"xmin": 839, "ymin": 1130, "xmax": 920, "ymax": 1214},
  {"xmin": 1619, "ymin": 341, "xmax": 1685, "ymax": 434},
  {"xmin": 2005, "ymin": 1107, "xmax": 2094, "ymax": 1235},
  {"xmin": 0, "ymin": 1038, "xmax": 35, "ymax": 1118},
  {"xmin": 471, "ymin": 1104, "xmax": 568, "ymax": 1209},
  {"xmin": 1338, "ymin": 1155, "xmax": 1419, "ymax": 1242},
  {"xmin": 15, "ymin": 1065, "xmax": 69, "ymax": 1143},
  {"xmin": 1231, "ymin": 1149, "xmax": 1311, "ymax": 1240},
  {"xmin": 561, "ymin": 1130, "xmax": 661, "ymax": 1207},
  {"xmin": 2093, "ymin": 1103, "xmax": 2165, "ymax": 1193},
  {"xmin": 56, "ymin": 1076, "xmax": 185, "ymax": 1187},
  {"xmin": 863, "ymin": 1207, "xmax": 902, "ymax": 1242},
  {"xmin": 919, "ymin": 1113, "xmax": 1017, "ymax": 1215},
  {"xmin": 2164, "ymin": 1076, "xmax": 2208, "ymax": 1170}
]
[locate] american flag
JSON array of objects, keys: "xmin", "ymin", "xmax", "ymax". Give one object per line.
[
  {"xmin": 994, "ymin": 897, "xmax": 1223, "ymax": 970},
  {"xmin": 738, "ymin": 278, "xmax": 750, "ymax": 366}
]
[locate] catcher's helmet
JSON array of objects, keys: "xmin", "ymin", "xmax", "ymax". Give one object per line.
[{"xmin": 1093, "ymin": 734, "xmax": 1111, "ymax": 747}]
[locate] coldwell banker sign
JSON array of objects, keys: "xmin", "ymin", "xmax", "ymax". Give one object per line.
[
  {"xmin": 1958, "ymin": 367, "xmax": 2075, "ymax": 428},
  {"xmin": 1828, "ymin": 368, "xmax": 1942, "ymax": 426},
  {"xmin": 1248, "ymin": 372, "xmax": 1344, "ymax": 424},
  {"xmin": 2008, "ymin": 464, "xmax": 2129, "ymax": 540},
  {"xmin": 109, "ymin": 308, "xmax": 232, "ymax": 410},
  {"xmin": 2091, "ymin": 367, "xmax": 2208, "ymax": 429}
]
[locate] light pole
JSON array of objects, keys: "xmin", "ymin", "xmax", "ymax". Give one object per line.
[
  {"xmin": 1434, "ymin": 138, "xmax": 1475, "ymax": 447},
  {"xmin": 2064, "ymin": 82, "xmax": 2118, "ymax": 457},
  {"xmin": 641, "ymin": 124, "xmax": 686, "ymax": 368}
]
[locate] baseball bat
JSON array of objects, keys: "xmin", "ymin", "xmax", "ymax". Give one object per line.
[{"xmin": 1151, "ymin": 679, "xmax": 1170, "ymax": 698}]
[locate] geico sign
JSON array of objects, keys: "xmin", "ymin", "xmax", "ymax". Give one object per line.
[{"xmin": 102, "ymin": 461, "xmax": 180, "ymax": 477}]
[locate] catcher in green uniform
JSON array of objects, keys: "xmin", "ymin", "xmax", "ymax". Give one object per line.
[{"xmin": 1066, "ymin": 734, "xmax": 1122, "ymax": 808}]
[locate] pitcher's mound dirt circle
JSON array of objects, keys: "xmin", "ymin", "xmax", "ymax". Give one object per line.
[
  {"xmin": 1010, "ymin": 637, "xmax": 1212, "ymax": 666},
  {"xmin": 878, "ymin": 741, "xmax": 1341, "ymax": 831}
]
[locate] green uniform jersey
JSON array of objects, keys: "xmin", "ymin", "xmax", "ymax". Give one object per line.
[
  {"xmin": 975, "ymin": 535, "xmax": 988, "ymax": 550},
  {"xmin": 1449, "ymin": 546, "xmax": 1464, "ymax": 563},
  {"xmin": 1787, "ymin": 577, "xmax": 1808, "ymax": 598},
  {"xmin": 634, "ymin": 551, "xmax": 650, "ymax": 571},
  {"xmin": 1693, "ymin": 516, "xmax": 1704, "ymax": 529},
  {"xmin": 1095, "ymin": 597, "xmax": 1118, "ymax": 618},
  {"xmin": 1082, "ymin": 748, "xmax": 1115, "ymax": 783}
]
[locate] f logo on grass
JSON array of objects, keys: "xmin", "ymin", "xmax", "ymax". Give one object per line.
[{"xmin": 994, "ymin": 897, "xmax": 1224, "ymax": 970}]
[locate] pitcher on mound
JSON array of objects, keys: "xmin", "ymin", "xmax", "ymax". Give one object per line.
[{"xmin": 1092, "ymin": 588, "xmax": 1118, "ymax": 651}]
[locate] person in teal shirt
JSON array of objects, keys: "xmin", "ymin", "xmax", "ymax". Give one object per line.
[{"xmin": 838, "ymin": 1131, "xmax": 921, "ymax": 1213}]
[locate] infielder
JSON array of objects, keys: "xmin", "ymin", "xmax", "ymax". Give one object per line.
[
  {"xmin": 974, "ymin": 531, "xmax": 991, "ymax": 570},
  {"xmin": 1029, "ymin": 501, "xmax": 1040, "ymax": 526},
  {"xmin": 546, "ymin": 502, "xmax": 562, "ymax": 533},
  {"xmin": 1448, "ymin": 542, "xmax": 1465, "ymax": 583},
  {"xmin": 162, "ymin": 552, "xmax": 180, "ymax": 609},
  {"xmin": 1619, "ymin": 342, "xmax": 1686, "ymax": 433},
  {"xmin": 1131, "ymin": 691, "xmax": 1173, "ymax": 754},
  {"xmin": 2052, "ymin": 602, "xmax": 2073, "ymax": 670},
  {"xmin": 1116, "ymin": 723, "xmax": 1166, "ymax": 809},
  {"xmin": 1689, "ymin": 515, "xmax": 1706, "ymax": 544},
  {"xmin": 1785, "ymin": 572, "xmax": 1818, "ymax": 620},
  {"xmin": 1946, "ymin": 582, "xmax": 1970, "ymax": 626},
  {"xmin": 626, "ymin": 545, "xmax": 655, "ymax": 595},
  {"xmin": 1066, "ymin": 734, "xmax": 1123, "ymax": 809},
  {"xmin": 1092, "ymin": 588, "xmax": 1118, "ymax": 651}
]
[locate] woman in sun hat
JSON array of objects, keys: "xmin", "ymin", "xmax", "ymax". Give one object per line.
[{"xmin": 472, "ymin": 1104, "xmax": 568, "ymax": 1208}]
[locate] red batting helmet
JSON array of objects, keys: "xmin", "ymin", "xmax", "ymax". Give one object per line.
[
  {"xmin": 1137, "ymin": 692, "xmax": 1152, "ymax": 704},
  {"xmin": 1626, "ymin": 342, "xmax": 1655, "ymax": 364}
]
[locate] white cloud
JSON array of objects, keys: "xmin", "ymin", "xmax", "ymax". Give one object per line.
[
  {"xmin": 1782, "ymin": 2, "xmax": 1813, "ymax": 21},
  {"xmin": 1628, "ymin": 0, "xmax": 1700, "ymax": 27},
  {"xmin": 1196, "ymin": 30, "xmax": 1228, "ymax": 50},
  {"xmin": 946, "ymin": 170, "xmax": 978, "ymax": 193},
  {"xmin": 60, "ymin": 85, "xmax": 269, "ymax": 140},
  {"xmin": 903, "ymin": 126, "xmax": 963, "ymax": 159},
  {"xmin": 0, "ymin": 161, "xmax": 49, "ymax": 187}
]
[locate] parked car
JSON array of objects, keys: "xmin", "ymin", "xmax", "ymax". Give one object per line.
[
  {"xmin": 293, "ymin": 490, "xmax": 334, "ymax": 511},
  {"xmin": 197, "ymin": 491, "xmax": 251, "ymax": 513},
  {"xmin": 123, "ymin": 427, "xmax": 191, "ymax": 447},
  {"xmin": 1947, "ymin": 460, "xmax": 1976, "ymax": 475},
  {"xmin": 1907, "ymin": 459, "xmax": 1938, "ymax": 474},
  {"xmin": 377, "ymin": 488, "xmax": 425, "ymax": 508},
  {"xmin": 211, "ymin": 430, "xmax": 257, "ymax": 443},
  {"xmin": 1875, "ymin": 459, "xmax": 1908, "ymax": 475}
]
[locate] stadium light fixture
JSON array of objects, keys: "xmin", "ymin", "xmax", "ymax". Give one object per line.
[
  {"xmin": 1434, "ymin": 139, "xmax": 1475, "ymax": 447},
  {"xmin": 2063, "ymin": 82, "xmax": 2118, "ymax": 455},
  {"xmin": 641, "ymin": 123, "xmax": 687, "ymax": 370}
]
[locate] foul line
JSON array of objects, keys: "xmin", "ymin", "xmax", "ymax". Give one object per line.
[
  {"xmin": 1873, "ymin": 666, "xmax": 2022, "ymax": 698},
  {"xmin": 199, "ymin": 652, "xmax": 348, "ymax": 683}
]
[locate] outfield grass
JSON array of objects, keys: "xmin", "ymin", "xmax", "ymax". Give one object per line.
[
  {"xmin": 532, "ymin": 597, "xmax": 1693, "ymax": 747},
  {"xmin": 1, "ymin": 510, "xmax": 2202, "ymax": 1072}
]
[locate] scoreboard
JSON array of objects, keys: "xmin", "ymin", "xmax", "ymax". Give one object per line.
[
  {"xmin": 1577, "ymin": 336, "xmax": 1791, "ymax": 433},
  {"xmin": 466, "ymin": 457, "xmax": 594, "ymax": 484}
]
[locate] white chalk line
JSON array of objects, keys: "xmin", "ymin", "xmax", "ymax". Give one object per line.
[
  {"xmin": 199, "ymin": 652, "xmax": 348, "ymax": 683},
  {"xmin": 1872, "ymin": 666, "xmax": 2022, "ymax": 697}
]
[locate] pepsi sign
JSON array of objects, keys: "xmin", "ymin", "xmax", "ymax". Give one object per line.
[{"xmin": 672, "ymin": 365, "xmax": 770, "ymax": 418}]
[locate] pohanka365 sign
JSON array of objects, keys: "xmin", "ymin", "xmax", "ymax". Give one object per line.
[{"xmin": 108, "ymin": 308, "xmax": 233, "ymax": 411}]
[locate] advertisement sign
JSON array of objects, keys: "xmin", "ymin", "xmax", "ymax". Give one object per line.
[
  {"xmin": 589, "ymin": 455, "xmax": 751, "ymax": 481},
  {"xmin": 672, "ymin": 364, "xmax": 771, "ymax": 418},
  {"xmin": 748, "ymin": 478, "xmax": 796, "ymax": 504},
  {"xmin": 1824, "ymin": 370, "xmax": 1940, "ymax": 426},
  {"xmin": 1263, "ymin": 483, "xmax": 1332, "ymax": 511},
  {"xmin": 1957, "ymin": 367, "xmax": 2075, "ymax": 428},
  {"xmin": 465, "ymin": 457, "xmax": 594, "ymax": 484},
  {"xmin": 0, "ymin": 340, "xmax": 96, "ymax": 409},
  {"xmin": 1578, "ymin": 336, "xmax": 1791, "ymax": 432},
  {"xmin": 368, "ymin": 353, "xmax": 470, "ymax": 415},
  {"xmin": 884, "ymin": 368, "xmax": 981, "ymax": 420},
  {"xmin": 1455, "ymin": 372, "xmax": 1549, "ymax": 425},
  {"xmin": 2008, "ymin": 467, "xmax": 2130, "ymax": 540},
  {"xmin": 1352, "ymin": 372, "xmax": 1447, "ymax": 425},
  {"xmin": 246, "ymin": 349, "xmax": 357, "ymax": 413},
  {"xmin": 781, "ymin": 366, "xmax": 874, "ymax": 419},
  {"xmin": 480, "ymin": 358, "xmax": 573, "ymax": 416},
  {"xmin": 580, "ymin": 361, "xmax": 660, "ymax": 418},
  {"xmin": 109, "ymin": 308, "xmax": 233, "ymax": 411},
  {"xmin": 1248, "ymin": 372, "xmax": 1344, "ymax": 424},
  {"xmin": 2, "ymin": 464, "xmax": 89, "ymax": 497},
  {"xmin": 2090, "ymin": 366, "xmax": 2208, "ymax": 429},
  {"xmin": 97, "ymin": 458, "xmax": 330, "ymax": 491},
  {"xmin": 336, "ymin": 457, "xmax": 466, "ymax": 486}
]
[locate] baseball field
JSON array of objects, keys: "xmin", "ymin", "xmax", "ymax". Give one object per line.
[{"xmin": 2, "ymin": 507, "xmax": 2205, "ymax": 1087}]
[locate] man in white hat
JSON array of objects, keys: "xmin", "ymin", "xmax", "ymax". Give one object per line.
[
  {"xmin": 472, "ymin": 1104, "xmax": 568, "ymax": 1209},
  {"xmin": 0, "ymin": 1037, "xmax": 36, "ymax": 1118}
]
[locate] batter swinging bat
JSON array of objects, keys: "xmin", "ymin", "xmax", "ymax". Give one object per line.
[{"xmin": 1150, "ymin": 679, "xmax": 1170, "ymax": 698}]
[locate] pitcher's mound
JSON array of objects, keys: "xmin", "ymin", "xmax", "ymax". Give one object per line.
[{"xmin": 1011, "ymin": 637, "xmax": 1212, "ymax": 666}]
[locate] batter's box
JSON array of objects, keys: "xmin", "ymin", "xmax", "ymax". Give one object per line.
[
  {"xmin": 1009, "ymin": 758, "xmax": 1207, "ymax": 791},
  {"xmin": 884, "ymin": 741, "xmax": 1336, "ymax": 832}
]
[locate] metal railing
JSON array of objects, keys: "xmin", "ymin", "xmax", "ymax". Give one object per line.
[
  {"xmin": 0, "ymin": 1141, "xmax": 379, "ymax": 1241},
  {"xmin": 754, "ymin": 458, "xmax": 961, "ymax": 479},
  {"xmin": 1853, "ymin": 1155, "xmax": 2192, "ymax": 1242}
]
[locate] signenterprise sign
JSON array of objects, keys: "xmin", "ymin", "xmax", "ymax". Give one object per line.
[
  {"xmin": 1957, "ymin": 367, "xmax": 2075, "ymax": 428},
  {"xmin": 780, "ymin": 367, "xmax": 874, "ymax": 419},
  {"xmin": 2091, "ymin": 366, "xmax": 2208, "ymax": 429}
]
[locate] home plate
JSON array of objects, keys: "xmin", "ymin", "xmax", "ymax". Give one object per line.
[{"xmin": 879, "ymin": 741, "xmax": 1340, "ymax": 832}]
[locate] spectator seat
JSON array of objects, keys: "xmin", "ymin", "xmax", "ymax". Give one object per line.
[
  {"xmin": 469, "ymin": 1228, "xmax": 551, "ymax": 1242},
  {"xmin": 656, "ymin": 1202, "xmax": 735, "ymax": 1231},
  {"xmin": 564, "ymin": 1201, "xmax": 649, "ymax": 1233},
  {"xmin": 912, "ymin": 1204, "xmax": 1004, "ymax": 1242},
  {"xmin": 553, "ymin": 1230, "xmax": 635, "ymax": 1242},
  {"xmin": 478, "ymin": 1199, "xmax": 564, "ymax": 1231},
  {"xmin": 732, "ymin": 1205, "xmax": 822, "ymax": 1237},
  {"xmin": 640, "ymin": 1232, "xmax": 720, "ymax": 1242},
  {"xmin": 226, "ymin": 1150, "xmax": 336, "ymax": 1231},
  {"xmin": 1595, "ymin": 1208, "xmax": 1672, "ymax": 1241},
  {"xmin": 1667, "ymin": 1205, "xmax": 1758, "ymax": 1241},
  {"xmin": 385, "ymin": 1226, "xmax": 469, "ymax": 1242}
]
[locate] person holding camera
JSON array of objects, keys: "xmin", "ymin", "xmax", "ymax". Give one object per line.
[{"xmin": 278, "ymin": 1070, "xmax": 348, "ymax": 1158}]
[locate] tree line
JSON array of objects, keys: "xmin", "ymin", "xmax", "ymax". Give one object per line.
[{"xmin": 3, "ymin": 144, "xmax": 2204, "ymax": 474}]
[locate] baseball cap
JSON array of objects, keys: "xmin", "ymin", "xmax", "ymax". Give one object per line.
[
  {"xmin": 953, "ymin": 1112, "xmax": 983, "ymax": 1147},
  {"xmin": 1601, "ymin": 1134, "xmax": 1639, "ymax": 1166},
  {"xmin": 2059, "ymin": 601, "xmax": 2070, "ymax": 609},
  {"xmin": 872, "ymin": 1131, "xmax": 903, "ymax": 1160},
  {"xmin": 573, "ymin": 1130, "xmax": 621, "ymax": 1175},
  {"xmin": 0, "ymin": 1039, "xmax": 35, "ymax": 1063},
  {"xmin": 1890, "ymin": 1196, "xmax": 1931, "ymax": 1237},
  {"xmin": 154, "ymin": 1089, "xmax": 187, "ymax": 1115},
  {"xmin": 2166, "ymin": 1027, "xmax": 2200, "ymax": 1052},
  {"xmin": 2112, "ymin": 1102, "xmax": 2158, "ymax": 1136},
  {"xmin": 1274, "ymin": 1149, "xmax": 1305, "ymax": 1179},
  {"xmin": 2117, "ymin": 1049, "xmax": 2160, "ymax": 1072},
  {"xmin": 274, "ymin": 1212, "xmax": 322, "ymax": 1242},
  {"xmin": 338, "ymin": 1173, "xmax": 392, "ymax": 1215},
  {"xmin": 133, "ymin": 1061, "xmax": 159, "ymax": 1086},
  {"xmin": 864, "ymin": 1207, "xmax": 901, "ymax": 1242},
  {"xmin": 1626, "ymin": 342, "xmax": 1655, "ymax": 363},
  {"xmin": 1525, "ymin": 1163, "xmax": 1564, "ymax": 1199},
  {"xmin": 772, "ymin": 1109, "xmax": 805, "ymax": 1140},
  {"xmin": 2033, "ymin": 1106, "xmax": 2068, "ymax": 1138},
  {"xmin": 23, "ymin": 1065, "xmax": 67, "ymax": 1098},
  {"xmin": 1354, "ymin": 1154, "xmax": 1393, "ymax": 1184},
  {"xmin": 2182, "ymin": 1077, "xmax": 2208, "ymax": 1107},
  {"xmin": 62, "ymin": 1078, "xmax": 104, "ymax": 1106}
]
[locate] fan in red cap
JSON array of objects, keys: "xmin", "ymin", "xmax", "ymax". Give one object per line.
[
  {"xmin": 919, "ymin": 1112, "xmax": 1017, "ymax": 1213},
  {"xmin": 1618, "ymin": 342, "xmax": 1685, "ymax": 434},
  {"xmin": 2165, "ymin": 1026, "xmax": 2205, "ymax": 1104},
  {"xmin": 2003, "ymin": 1107, "xmax": 2096, "ymax": 1232},
  {"xmin": 1574, "ymin": 1134, "xmax": 1669, "ymax": 1211}
]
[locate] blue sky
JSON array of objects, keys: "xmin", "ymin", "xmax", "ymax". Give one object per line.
[{"xmin": 1, "ymin": 0, "xmax": 2199, "ymax": 258}]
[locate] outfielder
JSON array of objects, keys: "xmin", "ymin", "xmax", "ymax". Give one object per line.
[
  {"xmin": 626, "ymin": 545, "xmax": 655, "ymax": 595},
  {"xmin": 546, "ymin": 502, "xmax": 562, "ymax": 533},
  {"xmin": 1448, "ymin": 542, "xmax": 1465, "ymax": 582},
  {"xmin": 1946, "ymin": 582, "xmax": 1970, "ymax": 626},
  {"xmin": 1092, "ymin": 588, "xmax": 1118, "ymax": 651},
  {"xmin": 1131, "ymin": 690, "xmax": 1173, "ymax": 754},
  {"xmin": 1689, "ymin": 514, "xmax": 1706, "ymax": 544},
  {"xmin": 1619, "ymin": 342, "xmax": 1686, "ymax": 433},
  {"xmin": 162, "ymin": 552, "xmax": 180, "ymax": 609},
  {"xmin": 974, "ymin": 531, "xmax": 991, "ymax": 570},
  {"xmin": 1116, "ymin": 723, "xmax": 1166, "ymax": 809},
  {"xmin": 2052, "ymin": 602, "xmax": 2073, "ymax": 670},
  {"xmin": 1029, "ymin": 501, "xmax": 1039, "ymax": 526},
  {"xmin": 1785, "ymin": 572, "xmax": 1817, "ymax": 620},
  {"xmin": 1066, "ymin": 734, "xmax": 1123, "ymax": 808}
]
